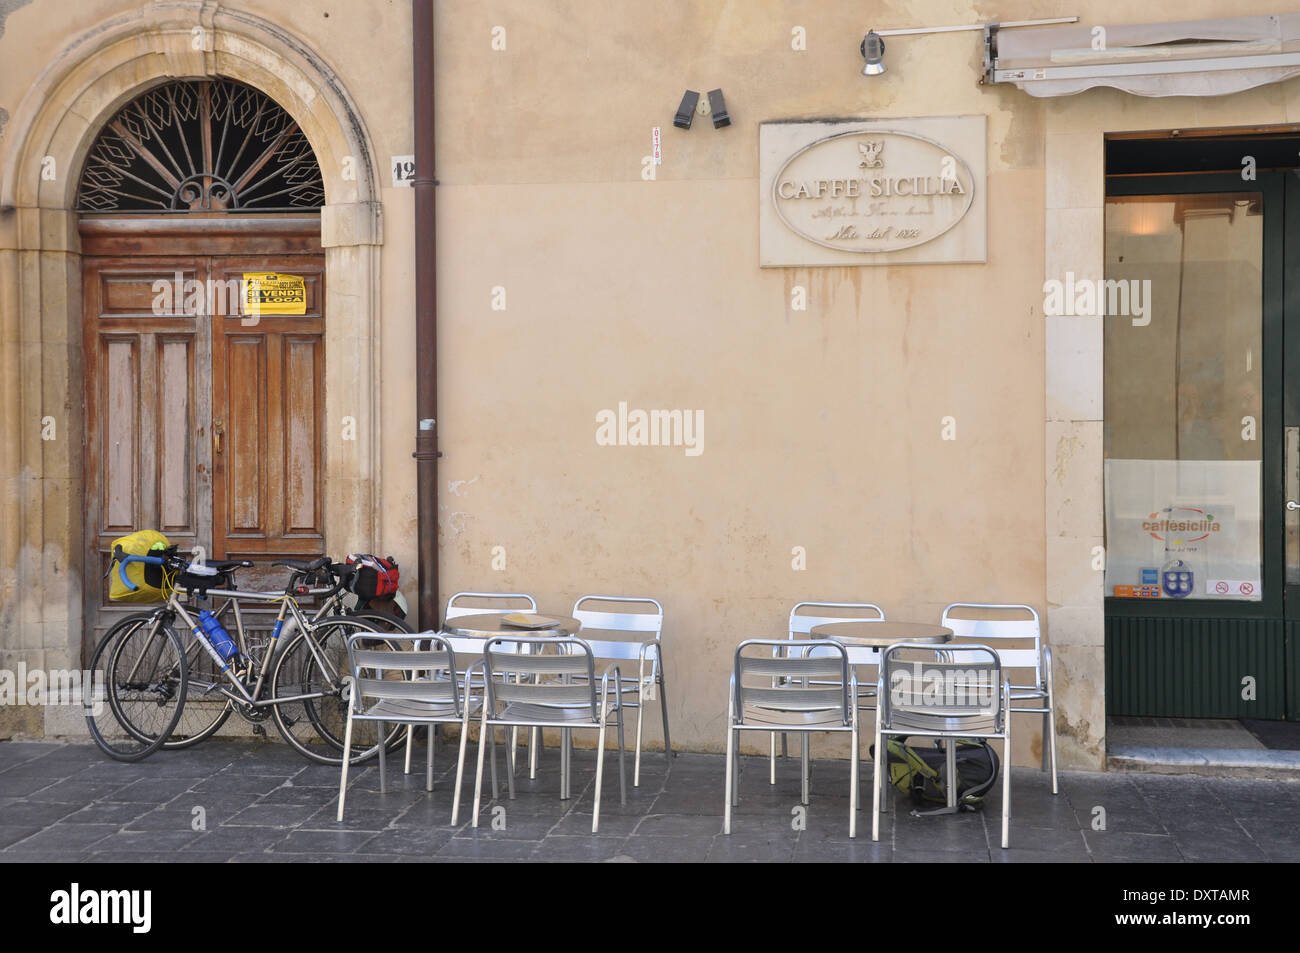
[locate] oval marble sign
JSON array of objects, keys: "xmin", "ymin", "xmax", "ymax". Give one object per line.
[{"xmin": 771, "ymin": 129, "xmax": 976, "ymax": 254}]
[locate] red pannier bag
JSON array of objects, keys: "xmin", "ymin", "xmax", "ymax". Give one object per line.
[{"xmin": 345, "ymin": 554, "xmax": 400, "ymax": 600}]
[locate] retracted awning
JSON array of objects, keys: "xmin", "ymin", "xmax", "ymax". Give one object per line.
[{"xmin": 984, "ymin": 14, "xmax": 1300, "ymax": 97}]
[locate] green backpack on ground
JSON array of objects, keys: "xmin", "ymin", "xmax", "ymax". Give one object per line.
[{"xmin": 872, "ymin": 736, "xmax": 1000, "ymax": 815}]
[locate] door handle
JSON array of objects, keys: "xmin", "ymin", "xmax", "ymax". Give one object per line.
[
  {"xmin": 213, "ymin": 419, "xmax": 224, "ymax": 456},
  {"xmin": 1289, "ymin": 501, "xmax": 1299, "ymax": 511}
]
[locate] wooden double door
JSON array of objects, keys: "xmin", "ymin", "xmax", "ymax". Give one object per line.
[{"xmin": 81, "ymin": 218, "xmax": 326, "ymax": 643}]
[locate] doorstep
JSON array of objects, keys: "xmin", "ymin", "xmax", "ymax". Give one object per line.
[{"xmin": 1108, "ymin": 744, "xmax": 1300, "ymax": 780}]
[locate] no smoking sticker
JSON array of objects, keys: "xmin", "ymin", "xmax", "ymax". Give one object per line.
[{"xmin": 1207, "ymin": 579, "xmax": 1259, "ymax": 597}]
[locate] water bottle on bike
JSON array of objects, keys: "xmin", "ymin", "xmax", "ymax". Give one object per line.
[{"xmin": 195, "ymin": 610, "xmax": 247, "ymax": 676}]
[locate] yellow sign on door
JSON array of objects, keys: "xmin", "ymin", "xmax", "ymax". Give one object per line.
[{"xmin": 243, "ymin": 272, "xmax": 307, "ymax": 316}]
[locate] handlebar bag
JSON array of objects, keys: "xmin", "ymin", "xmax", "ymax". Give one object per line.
[
  {"xmin": 344, "ymin": 553, "xmax": 400, "ymax": 601},
  {"xmin": 108, "ymin": 530, "xmax": 172, "ymax": 603}
]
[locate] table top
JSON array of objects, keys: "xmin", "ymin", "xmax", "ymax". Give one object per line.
[
  {"xmin": 441, "ymin": 612, "xmax": 582, "ymax": 639},
  {"xmin": 809, "ymin": 620, "xmax": 953, "ymax": 647}
]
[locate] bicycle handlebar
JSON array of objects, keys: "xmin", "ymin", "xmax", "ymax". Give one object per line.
[{"xmin": 114, "ymin": 551, "xmax": 166, "ymax": 592}]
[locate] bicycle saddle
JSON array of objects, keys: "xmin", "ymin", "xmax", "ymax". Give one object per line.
[{"xmin": 271, "ymin": 556, "xmax": 332, "ymax": 572}]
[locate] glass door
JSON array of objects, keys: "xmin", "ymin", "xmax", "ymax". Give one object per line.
[{"xmin": 1103, "ymin": 173, "xmax": 1288, "ymax": 719}]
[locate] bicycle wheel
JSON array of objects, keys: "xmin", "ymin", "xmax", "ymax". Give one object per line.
[
  {"xmin": 140, "ymin": 620, "xmax": 233, "ymax": 748},
  {"xmin": 84, "ymin": 613, "xmax": 188, "ymax": 762},
  {"xmin": 269, "ymin": 618, "xmax": 402, "ymax": 765},
  {"xmin": 348, "ymin": 609, "xmax": 415, "ymax": 635}
]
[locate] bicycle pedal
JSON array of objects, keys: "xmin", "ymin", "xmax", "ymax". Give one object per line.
[{"xmin": 252, "ymin": 724, "xmax": 267, "ymax": 737}]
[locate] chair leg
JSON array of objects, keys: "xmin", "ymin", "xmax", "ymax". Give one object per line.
[
  {"xmin": 849, "ymin": 725, "xmax": 859, "ymax": 839},
  {"xmin": 427, "ymin": 723, "xmax": 435, "ymax": 792},
  {"xmin": 1002, "ymin": 723, "xmax": 1012, "ymax": 849},
  {"xmin": 529, "ymin": 726, "xmax": 540, "ymax": 779},
  {"xmin": 471, "ymin": 710, "xmax": 490, "ymax": 828},
  {"xmin": 769, "ymin": 732, "xmax": 777, "ymax": 785},
  {"xmin": 731, "ymin": 727, "xmax": 741, "ymax": 807},
  {"xmin": 377, "ymin": 720, "xmax": 387, "ymax": 794},
  {"xmin": 616, "ymin": 702, "xmax": 627, "ymax": 806},
  {"xmin": 450, "ymin": 709, "xmax": 472, "ymax": 825},
  {"xmin": 724, "ymin": 725, "xmax": 735, "ymax": 834},
  {"xmin": 871, "ymin": 722, "xmax": 883, "ymax": 842},
  {"xmin": 560, "ymin": 727, "xmax": 571, "ymax": 800},
  {"xmin": 1046, "ymin": 705, "xmax": 1059, "ymax": 795},
  {"xmin": 336, "ymin": 708, "xmax": 355, "ymax": 823},
  {"xmin": 633, "ymin": 700, "xmax": 645, "ymax": 787},
  {"xmin": 593, "ymin": 717, "xmax": 609, "ymax": 833},
  {"xmin": 945, "ymin": 737, "xmax": 956, "ymax": 810},
  {"xmin": 506, "ymin": 725, "xmax": 517, "ymax": 801},
  {"xmin": 404, "ymin": 725, "xmax": 414, "ymax": 775},
  {"xmin": 489, "ymin": 725, "xmax": 499, "ymax": 800},
  {"xmin": 658, "ymin": 670, "xmax": 673, "ymax": 763},
  {"xmin": 800, "ymin": 736, "xmax": 810, "ymax": 806}
]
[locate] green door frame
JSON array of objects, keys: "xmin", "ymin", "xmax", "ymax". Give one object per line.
[{"xmin": 1104, "ymin": 172, "xmax": 1290, "ymax": 719}]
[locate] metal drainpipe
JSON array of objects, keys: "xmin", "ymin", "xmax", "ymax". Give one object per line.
[{"xmin": 412, "ymin": 0, "xmax": 440, "ymax": 630}]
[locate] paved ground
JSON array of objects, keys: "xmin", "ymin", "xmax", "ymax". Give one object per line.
[{"xmin": 1, "ymin": 739, "xmax": 1298, "ymax": 862}]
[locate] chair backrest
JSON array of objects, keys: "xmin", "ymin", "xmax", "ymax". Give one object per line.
[
  {"xmin": 345, "ymin": 633, "xmax": 461, "ymax": 715},
  {"xmin": 482, "ymin": 636, "xmax": 599, "ymax": 721},
  {"xmin": 733, "ymin": 639, "xmax": 851, "ymax": 723},
  {"xmin": 571, "ymin": 595, "xmax": 663, "ymax": 664},
  {"xmin": 444, "ymin": 591, "xmax": 538, "ymax": 620},
  {"xmin": 879, "ymin": 642, "xmax": 1004, "ymax": 734},
  {"xmin": 941, "ymin": 603, "xmax": 1042, "ymax": 683},
  {"xmin": 788, "ymin": 601, "xmax": 886, "ymax": 661},
  {"xmin": 789, "ymin": 601, "xmax": 885, "ymax": 636}
]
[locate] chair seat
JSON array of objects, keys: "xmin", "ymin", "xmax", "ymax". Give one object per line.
[
  {"xmin": 492, "ymin": 701, "xmax": 611, "ymax": 726},
  {"xmin": 356, "ymin": 697, "xmax": 477, "ymax": 722},
  {"xmin": 884, "ymin": 710, "xmax": 1000, "ymax": 734},
  {"xmin": 741, "ymin": 705, "xmax": 851, "ymax": 728}
]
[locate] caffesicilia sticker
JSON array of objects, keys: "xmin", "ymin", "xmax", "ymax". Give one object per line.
[{"xmin": 243, "ymin": 273, "xmax": 306, "ymax": 316}]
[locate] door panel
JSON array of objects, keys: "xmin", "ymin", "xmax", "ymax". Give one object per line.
[
  {"xmin": 82, "ymin": 227, "xmax": 325, "ymax": 653},
  {"xmin": 210, "ymin": 256, "xmax": 325, "ymax": 560},
  {"xmin": 157, "ymin": 336, "xmax": 195, "ymax": 534}
]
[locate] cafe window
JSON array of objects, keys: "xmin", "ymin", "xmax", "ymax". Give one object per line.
[{"xmin": 1102, "ymin": 193, "xmax": 1264, "ymax": 601}]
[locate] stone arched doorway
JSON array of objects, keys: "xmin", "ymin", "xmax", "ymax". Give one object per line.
[
  {"xmin": 0, "ymin": 5, "xmax": 383, "ymax": 699},
  {"xmin": 77, "ymin": 77, "xmax": 331, "ymax": 648}
]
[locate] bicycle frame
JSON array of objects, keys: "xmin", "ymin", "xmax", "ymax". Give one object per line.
[
  {"xmin": 165, "ymin": 588, "xmax": 348, "ymax": 709},
  {"xmin": 112, "ymin": 553, "xmax": 353, "ymax": 712}
]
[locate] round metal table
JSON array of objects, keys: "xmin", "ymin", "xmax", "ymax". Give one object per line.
[
  {"xmin": 809, "ymin": 620, "xmax": 952, "ymax": 647},
  {"xmin": 440, "ymin": 612, "xmax": 582, "ymax": 638}
]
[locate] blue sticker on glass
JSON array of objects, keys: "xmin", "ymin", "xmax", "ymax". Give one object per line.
[{"xmin": 1162, "ymin": 559, "xmax": 1193, "ymax": 598}]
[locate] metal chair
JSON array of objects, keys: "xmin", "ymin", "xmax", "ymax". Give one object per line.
[
  {"xmin": 771, "ymin": 601, "xmax": 885, "ymax": 783},
  {"xmin": 445, "ymin": 591, "xmax": 538, "ymax": 619},
  {"xmin": 404, "ymin": 591, "xmax": 540, "ymax": 775},
  {"xmin": 726, "ymin": 639, "xmax": 860, "ymax": 838},
  {"xmin": 336, "ymin": 633, "xmax": 471, "ymax": 821},
  {"xmin": 570, "ymin": 595, "xmax": 669, "ymax": 786},
  {"xmin": 873, "ymin": 642, "xmax": 1012, "ymax": 848},
  {"xmin": 941, "ymin": 603, "xmax": 1057, "ymax": 794},
  {"xmin": 451, "ymin": 636, "xmax": 626, "ymax": 833}
]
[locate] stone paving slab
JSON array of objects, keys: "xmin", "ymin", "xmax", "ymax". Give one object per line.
[{"xmin": 1, "ymin": 740, "xmax": 1298, "ymax": 863}]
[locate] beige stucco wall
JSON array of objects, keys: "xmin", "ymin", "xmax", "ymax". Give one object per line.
[{"xmin": 8, "ymin": 0, "xmax": 1300, "ymax": 766}]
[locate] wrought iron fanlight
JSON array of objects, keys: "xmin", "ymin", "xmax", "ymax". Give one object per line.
[{"xmin": 77, "ymin": 79, "xmax": 324, "ymax": 213}]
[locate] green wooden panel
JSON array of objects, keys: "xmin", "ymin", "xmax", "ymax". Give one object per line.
[{"xmin": 1105, "ymin": 616, "xmax": 1286, "ymax": 719}]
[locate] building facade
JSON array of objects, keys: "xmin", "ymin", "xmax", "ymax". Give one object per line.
[{"xmin": 5, "ymin": 0, "xmax": 1300, "ymax": 769}]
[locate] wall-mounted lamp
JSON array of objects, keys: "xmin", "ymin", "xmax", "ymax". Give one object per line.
[
  {"xmin": 674, "ymin": 90, "xmax": 699, "ymax": 129},
  {"xmin": 707, "ymin": 88, "xmax": 730, "ymax": 128},
  {"xmin": 861, "ymin": 30, "xmax": 886, "ymax": 76}
]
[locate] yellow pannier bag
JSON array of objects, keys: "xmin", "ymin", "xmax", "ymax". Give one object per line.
[{"xmin": 108, "ymin": 530, "xmax": 172, "ymax": 603}]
